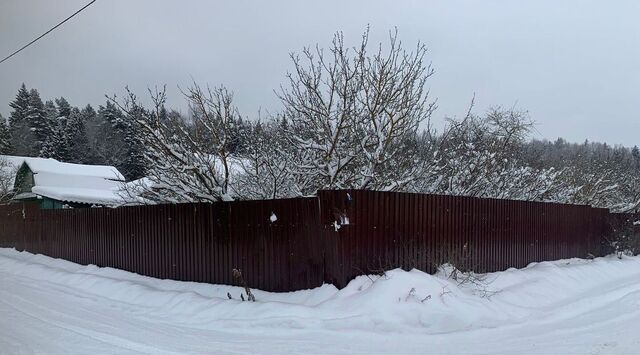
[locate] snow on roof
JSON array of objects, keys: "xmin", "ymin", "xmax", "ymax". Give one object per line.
[
  {"xmin": 0, "ymin": 155, "xmax": 57, "ymax": 169},
  {"xmin": 23, "ymin": 159, "xmax": 125, "ymax": 181},
  {"xmin": 0, "ymin": 155, "xmax": 58, "ymax": 186},
  {"xmin": 0, "ymin": 155, "xmax": 126, "ymax": 206},
  {"xmin": 31, "ymin": 186, "xmax": 125, "ymax": 205}
]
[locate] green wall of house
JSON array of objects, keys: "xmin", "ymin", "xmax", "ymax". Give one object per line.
[
  {"xmin": 18, "ymin": 196, "xmax": 88, "ymax": 209},
  {"xmin": 41, "ymin": 197, "xmax": 64, "ymax": 209}
]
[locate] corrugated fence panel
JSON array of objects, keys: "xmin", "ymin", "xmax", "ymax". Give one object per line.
[
  {"xmin": 316, "ymin": 190, "xmax": 611, "ymax": 287},
  {"xmin": 0, "ymin": 191, "xmax": 616, "ymax": 292}
]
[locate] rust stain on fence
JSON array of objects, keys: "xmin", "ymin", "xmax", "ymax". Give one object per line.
[{"xmin": 0, "ymin": 190, "xmax": 612, "ymax": 292}]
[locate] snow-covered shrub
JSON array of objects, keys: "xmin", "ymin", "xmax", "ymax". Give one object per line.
[
  {"xmin": 522, "ymin": 139, "xmax": 640, "ymax": 211},
  {"xmin": 605, "ymin": 215, "xmax": 640, "ymax": 257},
  {"xmin": 232, "ymin": 119, "xmax": 298, "ymax": 200},
  {"xmin": 0, "ymin": 157, "xmax": 16, "ymax": 202},
  {"xmin": 111, "ymin": 85, "xmax": 240, "ymax": 203},
  {"xmin": 410, "ymin": 106, "xmax": 567, "ymax": 202}
]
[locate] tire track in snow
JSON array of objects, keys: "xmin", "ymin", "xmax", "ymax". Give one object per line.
[{"xmin": 0, "ymin": 274, "xmax": 184, "ymax": 355}]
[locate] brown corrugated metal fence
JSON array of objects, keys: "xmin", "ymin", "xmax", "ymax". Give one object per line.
[
  {"xmin": 317, "ymin": 190, "xmax": 610, "ymax": 287},
  {"xmin": 0, "ymin": 190, "xmax": 612, "ymax": 291}
]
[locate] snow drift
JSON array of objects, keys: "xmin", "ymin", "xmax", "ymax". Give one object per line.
[{"xmin": 1, "ymin": 248, "xmax": 640, "ymax": 354}]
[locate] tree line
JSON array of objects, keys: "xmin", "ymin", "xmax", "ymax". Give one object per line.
[
  {"xmin": 1, "ymin": 84, "xmax": 146, "ymax": 180},
  {"xmin": 2, "ymin": 29, "xmax": 639, "ymax": 212}
]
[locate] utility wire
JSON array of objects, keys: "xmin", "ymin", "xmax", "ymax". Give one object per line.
[{"xmin": 0, "ymin": 0, "xmax": 98, "ymax": 65}]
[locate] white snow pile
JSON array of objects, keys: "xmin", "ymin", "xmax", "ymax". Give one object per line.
[{"xmin": 2, "ymin": 248, "xmax": 640, "ymax": 354}]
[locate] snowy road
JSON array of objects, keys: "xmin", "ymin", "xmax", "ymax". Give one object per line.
[{"xmin": 1, "ymin": 248, "xmax": 640, "ymax": 354}]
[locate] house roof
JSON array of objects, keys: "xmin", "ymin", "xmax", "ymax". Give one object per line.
[
  {"xmin": 22, "ymin": 159, "xmax": 125, "ymax": 181},
  {"xmin": 1, "ymin": 155, "xmax": 127, "ymax": 206},
  {"xmin": 0, "ymin": 155, "xmax": 58, "ymax": 187},
  {"xmin": 30, "ymin": 171, "xmax": 125, "ymax": 205}
]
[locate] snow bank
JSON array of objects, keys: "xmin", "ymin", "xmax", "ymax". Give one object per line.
[{"xmin": 2, "ymin": 248, "xmax": 640, "ymax": 337}]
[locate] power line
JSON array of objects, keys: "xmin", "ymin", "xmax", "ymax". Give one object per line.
[{"xmin": 0, "ymin": 0, "xmax": 98, "ymax": 65}]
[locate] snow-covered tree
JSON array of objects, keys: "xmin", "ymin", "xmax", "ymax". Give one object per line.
[
  {"xmin": 119, "ymin": 103, "xmax": 147, "ymax": 180},
  {"xmin": 79, "ymin": 104, "xmax": 100, "ymax": 163},
  {"xmin": 26, "ymin": 89, "xmax": 48, "ymax": 154},
  {"xmin": 0, "ymin": 114, "xmax": 11, "ymax": 154},
  {"xmin": 279, "ymin": 28, "xmax": 435, "ymax": 195},
  {"xmin": 8, "ymin": 84, "xmax": 37, "ymax": 156},
  {"xmin": 8, "ymin": 84, "xmax": 30, "ymax": 125},
  {"xmin": 41, "ymin": 97, "xmax": 74, "ymax": 160},
  {"xmin": 234, "ymin": 118, "xmax": 296, "ymax": 199},
  {"xmin": 96, "ymin": 95, "xmax": 146, "ymax": 179},
  {"xmin": 111, "ymin": 84, "xmax": 238, "ymax": 202},
  {"xmin": 632, "ymin": 146, "xmax": 640, "ymax": 169},
  {"xmin": 413, "ymin": 106, "xmax": 566, "ymax": 201},
  {"xmin": 39, "ymin": 100, "xmax": 58, "ymax": 158},
  {"xmin": 0, "ymin": 156, "xmax": 16, "ymax": 202},
  {"xmin": 55, "ymin": 97, "xmax": 72, "ymax": 121},
  {"xmin": 66, "ymin": 107, "xmax": 91, "ymax": 163},
  {"xmin": 2, "ymin": 43, "xmax": 639, "ymax": 210},
  {"xmin": 86, "ymin": 101, "xmax": 128, "ymax": 167},
  {"xmin": 521, "ymin": 137, "xmax": 640, "ymax": 211}
]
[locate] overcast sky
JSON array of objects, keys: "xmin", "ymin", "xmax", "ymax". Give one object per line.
[{"xmin": 1, "ymin": 0, "xmax": 638, "ymax": 146}]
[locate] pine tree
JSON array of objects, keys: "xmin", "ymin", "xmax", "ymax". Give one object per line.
[
  {"xmin": 96, "ymin": 101, "xmax": 131, "ymax": 172},
  {"xmin": 55, "ymin": 97, "xmax": 72, "ymax": 123},
  {"xmin": 632, "ymin": 146, "xmax": 640, "ymax": 171},
  {"xmin": 44, "ymin": 123, "xmax": 65, "ymax": 161},
  {"xmin": 8, "ymin": 84, "xmax": 37, "ymax": 156},
  {"xmin": 158, "ymin": 105, "xmax": 168, "ymax": 122},
  {"xmin": 80, "ymin": 104, "xmax": 97, "ymax": 122},
  {"xmin": 43, "ymin": 100, "xmax": 75, "ymax": 162},
  {"xmin": 0, "ymin": 114, "xmax": 11, "ymax": 154},
  {"xmin": 79, "ymin": 104, "xmax": 99, "ymax": 163},
  {"xmin": 228, "ymin": 115, "xmax": 251, "ymax": 154},
  {"xmin": 120, "ymin": 105, "xmax": 147, "ymax": 180},
  {"xmin": 66, "ymin": 108, "xmax": 91, "ymax": 163},
  {"xmin": 8, "ymin": 84, "xmax": 30, "ymax": 126},
  {"xmin": 57, "ymin": 107, "xmax": 81, "ymax": 162},
  {"xmin": 39, "ymin": 101, "xmax": 59, "ymax": 158},
  {"xmin": 92, "ymin": 100, "xmax": 147, "ymax": 179},
  {"xmin": 26, "ymin": 89, "xmax": 48, "ymax": 154},
  {"xmin": 102, "ymin": 101, "xmax": 125, "ymax": 130},
  {"xmin": 44, "ymin": 100, "xmax": 58, "ymax": 119}
]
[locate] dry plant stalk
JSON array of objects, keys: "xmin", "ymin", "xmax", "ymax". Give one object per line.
[{"xmin": 232, "ymin": 268, "xmax": 256, "ymax": 302}]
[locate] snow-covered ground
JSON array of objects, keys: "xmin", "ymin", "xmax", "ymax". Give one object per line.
[{"xmin": 1, "ymin": 248, "xmax": 640, "ymax": 354}]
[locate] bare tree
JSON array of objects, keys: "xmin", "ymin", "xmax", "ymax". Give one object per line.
[
  {"xmin": 416, "ymin": 106, "xmax": 566, "ymax": 201},
  {"xmin": 110, "ymin": 83, "xmax": 240, "ymax": 203},
  {"xmin": 233, "ymin": 118, "xmax": 297, "ymax": 199},
  {"xmin": 279, "ymin": 28, "xmax": 436, "ymax": 195}
]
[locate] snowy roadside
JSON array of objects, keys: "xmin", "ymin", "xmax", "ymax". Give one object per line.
[{"xmin": 1, "ymin": 247, "xmax": 640, "ymax": 354}]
